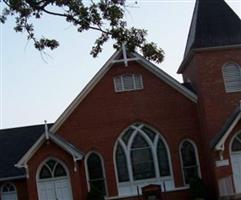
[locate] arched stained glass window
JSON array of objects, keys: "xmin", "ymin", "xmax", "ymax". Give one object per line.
[
  {"xmin": 180, "ymin": 141, "xmax": 200, "ymax": 184},
  {"xmin": 86, "ymin": 153, "xmax": 107, "ymax": 195},
  {"xmin": 131, "ymin": 134, "xmax": 155, "ymax": 180},
  {"xmin": 157, "ymin": 138, "xmax": 170, "ymax": 176},
  {"xmin": 115, "ymin": 123, "xmax": 172, "ymax": 186},
  {"xmin": 116, "ymin": 143, "xmax": 129, "ymax": 182}
]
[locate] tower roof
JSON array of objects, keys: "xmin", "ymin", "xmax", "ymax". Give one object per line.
[{"xmin": 184, "ymin": 0, "xmax": 241, "ymax": 58}]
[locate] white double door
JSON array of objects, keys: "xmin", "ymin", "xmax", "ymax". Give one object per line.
[
  {"xmin": 231, "ymin": 153, "xmax": 241, "ymax": 193},
  {"xmin": 1, "ymin": 192, "xmax": 17, "ymax": 200},
  {"xmin": 38, "ymin": 178, "xmax": 73, "ymax": 200}
]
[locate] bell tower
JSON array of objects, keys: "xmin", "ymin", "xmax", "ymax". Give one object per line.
[
  {"xmin": 178, "ymin": 0, "xmax": 241, "ymax": 141},
  {"xmin": 178, "ymin": 0, "xmax": 241, "ymax": 198}
]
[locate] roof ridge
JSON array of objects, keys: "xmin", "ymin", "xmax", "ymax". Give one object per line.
[{"xmin": 0, "ymin": 123, "xmax": 53, "ymax": 132}]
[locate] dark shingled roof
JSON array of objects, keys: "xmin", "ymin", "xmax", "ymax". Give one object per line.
[
  {"xmin": 184, "ymin": 0, "xmax": 241, "ymax": 57},
  {"xmin": 0, "ymin": 124, "xmax": 52, "ymax": 180},
  {"xmin": 210, "ymin": 106, "xmax": 240, "ymax": 148}
]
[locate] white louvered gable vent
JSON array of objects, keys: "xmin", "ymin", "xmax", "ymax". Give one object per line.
[
  {"xmin": 222, "ymin": 63, "xmax": 241, "ymax": 93},
  {"xmin": 113, "ymin": 74, "xmax": 143, "ymax": 92}
]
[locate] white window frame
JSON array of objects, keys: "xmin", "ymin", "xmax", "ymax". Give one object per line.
[
  {"xmin": 113, "ymin": 123, "xmax": 174, "ymax": 196},
  {"xmin": 113, "ymin": 74, "xmax": 144, "ymax": 92},
  {"xmin": 36, "ymin": 157, "xmax": 73, "ymax": 200},
  {"xmin": 222, "ymin": 62, "xmax": 241, "ymax": 93},
  {"xmin": 84, "ymin": 151, "xmax": 108, "ymax": 196},
  {"xmin": 1, "ymin": 182, "xmax": 18, "ymax": 200},
  {"xmin": 179, "ymin": 139, "xmax": 201, "ymax": 186}
]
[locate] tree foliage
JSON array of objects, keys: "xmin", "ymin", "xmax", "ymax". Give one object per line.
[{"xmin": 1, "ymin": 0, "xmax": 164, "ymax": 63}]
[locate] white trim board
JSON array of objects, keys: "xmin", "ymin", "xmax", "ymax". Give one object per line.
[
  {"xmin": 16, "ymin": 133, "xmax": 83, "ymax": 168},
  {"xmin": 50, "ymin": 50, "xmax": 197, "ymax": 133},
  {"xmin": 215, "ymin": 113, "xmax": 241, "ymax": 151}
]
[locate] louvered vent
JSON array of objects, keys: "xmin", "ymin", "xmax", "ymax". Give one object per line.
[
  {"xmin": 113, "ymin": 74, "xmax": 143, "ymax": 92},
  {"xmin": 222, "ymin": 63, "xmax": 241, "ymax": 93}
]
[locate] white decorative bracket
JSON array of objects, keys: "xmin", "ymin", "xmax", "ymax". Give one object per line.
[
  {"xmin": 44, "ymin": 120, "xmax": 49, "ymax": 140},
  {"xmin": 24, "ymin": 164, "xmax": 29, "ymax": 179},
  {"xmin": 73, "ymin": 157, "xmax": 78, "ymax": 172}
]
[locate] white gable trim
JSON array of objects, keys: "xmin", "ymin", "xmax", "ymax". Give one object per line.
[
  {"xmin": 15, "ymin": 133, "xmax": 83, "ymax": 168},
  {"xmin": 215, "ymin": 113, "xmax": 241, "ymax": 151},
  {"xmin": 132, "ymin": 52, "xmax": 197, "ymax": 102},
  {"xmin": 50, "ymin": 50, "xmax": 197, "ymax": 133}
]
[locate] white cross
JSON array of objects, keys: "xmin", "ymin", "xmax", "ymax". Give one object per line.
[{"xmin": 112, "ymin": 42, "xmax": 139, "ymax": 66}]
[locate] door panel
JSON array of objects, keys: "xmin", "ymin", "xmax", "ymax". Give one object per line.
[{"xmin": 231, "ymin": 154, "xmax": 241, "ymax": 193}]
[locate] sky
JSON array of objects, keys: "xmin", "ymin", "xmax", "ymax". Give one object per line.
[{"xmin": 1, "ymin": 0, "xmax": 241, "ymax": 129}]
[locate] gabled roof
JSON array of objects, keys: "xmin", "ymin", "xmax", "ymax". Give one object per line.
[
  {"xmin": 0, "ymin": 124, "xmax": 51, "ymax": 181},
  {"xmin": 210, "ymin": 105, "xmax": 241, "ymax": 150},
  {"xmin": 50, "ymin": 50, "xmax": 198, "ymax": 133},
  {"xmin": 184, "ymin": 0, "xmax": 241, "ymax": 58},
  {"xmin": 16, "ymin": 131, "xmax": 83, "ymax": 168}
]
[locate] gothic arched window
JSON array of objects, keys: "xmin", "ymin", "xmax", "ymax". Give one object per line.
[
  {"xmin": 222, "ymin": 62, "xmax": 241, "ymax": 92},
  {"xmin": 86, "ymin": 153, "xmax": 107, "ymax": 195},
  {"xmin": 180, "ymin": 140, "xmax": 200, "ymax": 185},
  {"xmin": 115, "ymin": 123, "xmax": 172, "ymax": 194}
]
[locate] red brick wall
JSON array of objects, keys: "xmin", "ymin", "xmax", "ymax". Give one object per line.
[{"xmin": 55, "ymin": 61, "xmax": 202, "ymax": 197}]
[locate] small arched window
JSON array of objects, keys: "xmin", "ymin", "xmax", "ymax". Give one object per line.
[
  {"xmin": 37, "ymin": 159, "xmax": 73, "ymax": 200},
  {"xmin": 180, "ymin": 140, "xmax": 200, "ymax": 185},
  {"xmin": 39, "ymin": 159, "xmax": 67, "ymax": 179},
  {"xmin": 1, "ymin": 183, "xmax": 18, "ymax": 200},
  {"xmin": 86, "ymin": 153, "xmax": 107, "ymax": 195},
  {"xmin": 222, "ymin": 62, "xmax": 241, "ymax": 92}
]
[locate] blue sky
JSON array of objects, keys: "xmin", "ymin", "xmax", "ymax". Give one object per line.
[{"xmin": 1, "ymin": 0, "xmax": 241, "ymax": 128}]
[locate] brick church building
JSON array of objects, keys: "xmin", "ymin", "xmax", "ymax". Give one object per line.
[{"xmin": 1, "ymin": 0, "xmax": 241, "ymax": 199}]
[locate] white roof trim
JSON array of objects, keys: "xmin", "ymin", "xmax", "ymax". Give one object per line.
[
  {"xmin": 15, "ymin": 133, "xmax": 83, "ymax": 168},
  {"xmin": 215, "ymin": 113, "xmax": 241, "ymax": 151},
  {"xmin": 50, "ymin": 50, "xmax": 197, "ymax": 133},
  {"xmin": 0, "ymin": 175, "xmax": 26, "ymax": 182},
  {"xmin": 132, "ymin": 52, "xmax": 197, "ymax": 102}
]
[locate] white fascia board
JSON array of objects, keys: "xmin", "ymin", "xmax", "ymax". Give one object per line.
[
  {"xmin": 51, "ymin": 50, "xmax": 197, "ymax": 134},
  {"xmin": 15, "ymin": 134, "xmax": 45, "ymax": 168},
  {"xmin": 50, "ymin": 50, "xmax": 122, "ymax": 133},
  {"xmin": 50, "ymin": 134, "xmax": 83, "ymax": 160},
  {"xmin": 133, "ymin": 52, "xmax": 197, "ymax": 103},
  {"xmin": 215, "ymin": 113, "xmax": 241, "ymax": 151},
  {"xmin": 0, "ymin": 175, "xmax": 26, "ymax": 182}
]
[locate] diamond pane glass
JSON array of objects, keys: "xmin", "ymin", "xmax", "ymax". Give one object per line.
[
  {"xmin": 232, "ymin": 138, "xmax": 241, "ymax": 152},
  {"xmin": 142, "ymin": 126, "xmax": 156, "ymax": 141},
  {"xmin": 54, "ymin": 163, "xmax": 67, "ymax": 177},
  {"xmin": 39, "ymin": 165, "xmax": 52, "ymax": 179},
  {"xmin": 157, "ymin": 139, "xmax": 170, "ymax": 176},
  {"xmin": 116, "ymin": 143, "xmax": 129, "ymax": 182},
  {"xmin": 132, "ymin": 134, "xmax": 149, "ymax": 148},
  {"xmin": 131, "ymin": 135, "xmax": 155, "ymax": 180},
  {"xmin": 87, "ymin": 154, "xmax": 104, "ymax": 180},
  {"xmin": 122, "ymin": 128, "xmax": 134, "ymax": 145},
  {"xmin": 46, "ymin": 159, "xmax": 56, "ymax": 171},
  {"xmin": 181, "ymin": 142, "xmax": 197, "ymax": 167}
]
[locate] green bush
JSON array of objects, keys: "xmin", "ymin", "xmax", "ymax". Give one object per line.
[
  {"xmin": 189, "ymin": 177, "xmax": 206, "ymax": 199},
  {"xmin": 86, "ymin": 187, "xmax": 105, "ymax": 200}
]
